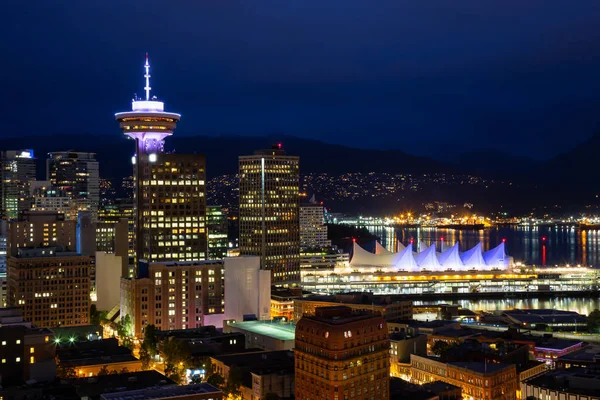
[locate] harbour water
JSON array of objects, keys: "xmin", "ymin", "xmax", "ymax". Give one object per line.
[
  {"xmin": 413, "ymin": 297, "xmax": 600, "ymax": 319},
  {"xmin": 364, "ymin": 225, "xmax": 600, "ymax": 267}
]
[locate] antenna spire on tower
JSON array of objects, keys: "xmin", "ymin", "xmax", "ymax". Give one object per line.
[{"xmin": 144, "ymin": 52, "xmax": 151, "ymax": 101}]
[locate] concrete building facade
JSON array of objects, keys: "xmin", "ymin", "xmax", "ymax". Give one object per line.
[
  {"xmin": 223, "ymin": 256, "xmax": 271, "ymax": 323},
  {"xmin": 295, "ymin": 306, "xmax": 390, "ymax": 400},
  {"xmin": 7, "ymin": 248, "xmax": 91, "ymax": 328},
  {"xmin": 120, "ymin": 260, "xmax": 224, "ymax": 338}
]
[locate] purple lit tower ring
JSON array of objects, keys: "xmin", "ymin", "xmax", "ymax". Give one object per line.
[{"xmin": 114, "ymin": 54, "xmax": 180, "ymax": 270}]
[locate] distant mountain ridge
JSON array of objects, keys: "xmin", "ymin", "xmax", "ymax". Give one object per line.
[{"xmin": 0, "ymin": 132, "xmax": 598, "ymax": 210}]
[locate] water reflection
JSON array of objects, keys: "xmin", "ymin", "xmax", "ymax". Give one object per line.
[
  {"xmin": 413, "ymin": 297, "xmax": 600, "ymax": 318},
  {"xmin": 364, "ymin": 225, "xmax": 600, "ymax": 267}
]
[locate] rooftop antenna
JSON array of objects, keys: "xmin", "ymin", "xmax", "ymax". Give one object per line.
[{"xmin": 144, "ymin": 52, "xmax": 151, "ymax": 101}]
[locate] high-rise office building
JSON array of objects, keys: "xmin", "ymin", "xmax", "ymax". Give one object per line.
[
  {"xmin": 0, "ymin": 150, "xmax": 36, "ymax": 220},
  {"xmin": 115, "ymin": 55, "xmax": 206, "ymax": 271},
  {"xmin": 47, "ymin": 151, "xmax": 99, "ymax": 220},
  {"xmin": 239, "ymin": 145, "xmax": 300, "ymax": 285},
  {"xmin": 295, "ymin": 306, "xmax": 390, "ymax": 400},
  {"xmin": 207, "ymin": 205, "xmax": 228, "ymax": 260},
  {"xmin": 99, "ymin": 198, "xmax": 135, "ymax": 262},
  {"xmin": 30, "ymin": 181, "xmax": 73, "ymax": 218},
  {"xmin": 300, "ymin": 195, "xmax": 331, "ymax": 250},
  {"xmin": 7, "ymin": 247, "xmax": 91, "ymax": 328}
]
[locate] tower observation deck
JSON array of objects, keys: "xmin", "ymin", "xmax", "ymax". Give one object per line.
[{"xmin": 115, "ymin": 54, "xmax": 181, "ymax": 271}]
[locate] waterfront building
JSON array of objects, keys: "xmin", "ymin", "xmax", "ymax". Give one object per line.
[
  {"xmin": 532, "ymin": 338, "xmax": 584, "ymax": 368},
  {"xmin": 115, "ymin": 55, "xmax": 206, "ymax": 270},
  {"xmin": 120, "ymin": 260, "xmax": 224, "ymax": 338},
  {"xmin": 410, "ymin": 354, "xmax": 517, "ymax": 400},
  {"xmin": 7, "ymin": 248, "xmax": 91, "ymax": 328},
  {"xmin": 300, "ymin": 196, "xmax": 331, "ymax": 249},
  {"xmin": 206, "ymin": 205, "xmax": 227, "ymax": 260},
  {"xmin": 295, "ymin": 306, "xmax": 390, "ymax": 400},
  {"xmin": 351, "ymin": 240, "xmax": 512, "ymax": 272},
  {"xmin": 0, "ymin": 150, "xmax": 36, "ymax": 221},
  {"xmin": 0, "ymin": 308, "xmax": 55, "ymax": 387},
  {"xmin": 47, "ymin": 151, "xmax": 99, "ymax": 220},
  {"xmin": 239, "ymin": 144, "xmax": 300, "ymax": 285},
  {"xmin": 502, "ymin": 309, "xmax": 587, "ymax": 331},
  {"xmin": 224, "ymin": 256, "xmax": 271, "ymax": 323},
  {"xmin": 209, "ymin": 351, "xmax": 294, "ymax": 400},
  {"xmin": 223, "ymin": 320, "xmax": 296, "ymax": 351},
  {"xmin": 293, "ymin": 292, "xmax": 413, "ymax": 321},
  {"xmin": 7, "ymin": 211, "xmax": 77, "ymax": 256}
]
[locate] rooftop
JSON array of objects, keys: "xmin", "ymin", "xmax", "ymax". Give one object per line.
[
  {"xmin": 211, "ymin": 350, "xmax": 294, "ymax": 372},
  {"xmin": 449, "ymin": 361, "xmax": 514, "ymax": 374},
  {"xmin": 70, "ymin": 371, "xmax": 175, "ymax": 400},
  {"xmin": 557, "ymin": 344, "xmax": 600, "ymax": 362},
  {"xmin": 535, "ymin": 338, "xmax": 584, "ymax": 351},
  {"xmin": 60, "ymin": 353, "xmax": 138, "ymax": 368},
  {"xmin": 524, "ymin": 368, "xmax": 600, "ymax": 397},
  {"xmin": 227, "ymin": 320, "xmax": 296, "ymax": 341},
  {"xmin": 100, "ymin": 383, "xmax": 221, "ymax": 400}
]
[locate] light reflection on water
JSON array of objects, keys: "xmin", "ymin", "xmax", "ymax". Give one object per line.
[
  {"xmin": 362, "ymin": 225, "xmax": 600, "ymax": 267},
  {"xmin": 413, "ymin": 297, "xmax": 600, "ymax": 318}
]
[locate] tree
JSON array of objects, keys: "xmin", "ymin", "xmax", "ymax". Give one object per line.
[
  {"xmin": 161, "ymin": 337, "xmax": 191, "ymax": 384},
  {"xmin": 117, "ymin": 314, "xmax": 133, "ymax": 338},
  {"xmin": 225, "ymin": 366, "xmax": 244, "ymax": 398},
  {"xmin": 588, "ymin": 309, "xmax": 600, "ymax": 333},
  {"xmin": 56, "ymin": 364, "xmax": 77, "ymax": 379},
  {"xmin": 140, "ymin": 324, "xmax": 158, "ymax": 369},
  {"xmin": 109, "ymin": 369, "xmax": 119, "ymax": 375},
  {"xmin": 119, "ymin": 367, "xmax": 130, "ymax": 374},
  {"xmin": 431, "ymin": 341, "xmax": 454, "ymax": 356},
  {"xmin": 98, "ymin": 365, "xmax": 110, "ymax": 376},
  {"xmin": 206, "ymin": 373, "xmax": 225, "ymax": 390}
]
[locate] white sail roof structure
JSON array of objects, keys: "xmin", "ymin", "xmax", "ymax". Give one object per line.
[
  {"xmin": 375, "ymin": 241, "xmax": 393, "ymax": 255},
  {"xmin": 438, "ymin": 242, "xmax": 464, "ymax": 269},
  {"xmin": 415, "ymin": 244, "xmax": 442, "ymax": 270},
  {"xmin": 483, "ymin": 242, "xmax": 509, "ymax": 269},
  {"xmin": 418, "ymin": 241, "xmax": 428, "ymax": 253},
  {"xmin": 396, "ymin": 241, "xmax": 406, "ymax": 252},
  {"xmin": 460, "ymin": 242, "xmax": 486, "ymax": 269},
  {"xmin": 394, "ymin": 243, "xmax": 419, "ymax": 272},
  {"xmin": 349, "ymin": 240, "xmax": 509, "ymax": 272}
]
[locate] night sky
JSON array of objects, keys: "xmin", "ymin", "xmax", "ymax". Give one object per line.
[{"xmin": 2, "ymin": 0, "xmax": 600, "ymax": 160}]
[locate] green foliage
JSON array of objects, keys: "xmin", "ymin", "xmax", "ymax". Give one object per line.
[
  {"xmin": 161, "ymin": 337, "xmax": 191, "ymax": 384},
  {"xmin": 98, "ymin": 365, "xmax": 110, "ymax": 376},
  {"xmin": 588, "ymin": 309, "xmax": 600, "ymax": 332},
  {"xmin": 431, "ymin": 340, "xmax": 454, "ymax": 356},
  {"xmin": 224, "ymin": 366, "xmax": 244, "ymax": 398},
  {"xmin": 140, "ymin": 324, "xmax": 159, "ymax": 370},
  {"xmin": 206, "ymin": 373, "xmax": 225, "ymax": 389},
  {"xmin": 117, "ymin": 314, "xmax": 133, "ymax": 338},
  {"xmin": 140, "ymin": 346, "xmax": 152, "ymax": 370},
  {"xmin": 56, "ymin": 364, "xmax": 77, "ymax": 379}
]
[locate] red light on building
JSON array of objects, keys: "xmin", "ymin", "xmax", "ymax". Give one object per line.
[
  {"xmin": 352, "ymin": 238, "xmax": 356, "ymax": 242},
  {"xmin": 502, "ymin": 238, "xmax": 506, "ymax": 243},
  {"xmin": 278, "ymin": 143, "xmax": 282, "ymax": 149},
  {"xmin": 542, "ymin": 236, "xmax": 546, "ymax": 242}
]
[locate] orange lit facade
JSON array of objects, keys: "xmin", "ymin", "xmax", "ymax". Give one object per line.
[
  {"xmin": 411, "ymin": 354, "xmax": 518, "ymax": 400},
  {"xmin": 295, "ymin": 306, "xmax": 390, "ymax": 400}
]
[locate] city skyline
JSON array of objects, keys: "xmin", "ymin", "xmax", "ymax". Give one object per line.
[{"xmin": 2, "ymin": 1, "xmax": 600, "ymax": 160}]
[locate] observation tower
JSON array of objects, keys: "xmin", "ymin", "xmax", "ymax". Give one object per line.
[{"xmin": 115, "ymin": 54, "xmax": 181, "ymax": 270}]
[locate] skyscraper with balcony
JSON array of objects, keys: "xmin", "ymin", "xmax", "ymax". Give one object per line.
[
  {"xmin": 239, "ymin": 145, "xmax": 300, "ymax": 285},
  {"xmin": 46, "ymin": 151, "xmax": 99, "ymax": 220},
  {"xmin": 115, "ymin": 55, "xmax": 206, "ymax": 273},
  {"xmin": 0, "ymin": 150, "xmax": 36, "ymax": 220}
]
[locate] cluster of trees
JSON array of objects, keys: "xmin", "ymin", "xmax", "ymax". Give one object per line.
[
  {"xmin": 206, "ymin": 366, "xmax": 243, "ymax": 398},
  {"xmin": 117, "ymin": 315, "xmax": 134, "ymax": 349},
  {"xmin": 139, "ymin": 325, "xmax": 191, "ymax": 385},
  {"xmin": 431, "ymin": 340, "xmax": 457, "ymax": 356},
  {"xmin": 56, "ymin": 365, "xmax": 131, "ymax": 379}
]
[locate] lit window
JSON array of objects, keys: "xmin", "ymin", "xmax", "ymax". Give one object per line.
[
  {"xmin": 30, "ymin": 347, "xmax": 34, "ymax": 354},
  {"xmin": 16, "ymin": 340, "xmax": 20, "ymax": 344},
  {"xmin": 1, "ymin": 341, "xmax": 5, "ymax": 346},
  {"xmin": 1, "ymin": 359, "xmax": 5, "ymax": 364},
  {"xmin": 16, "ymin": 357, "xmax": 20, "ymax": 362},
  {"xmin": 30, "ymin": 356, "xmax": 35, "ymax": 364}
]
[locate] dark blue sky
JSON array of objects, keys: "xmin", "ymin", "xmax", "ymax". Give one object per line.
[{"xmin": 2, "ymin": 0, "xmax": 600, "ymax": 160}]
